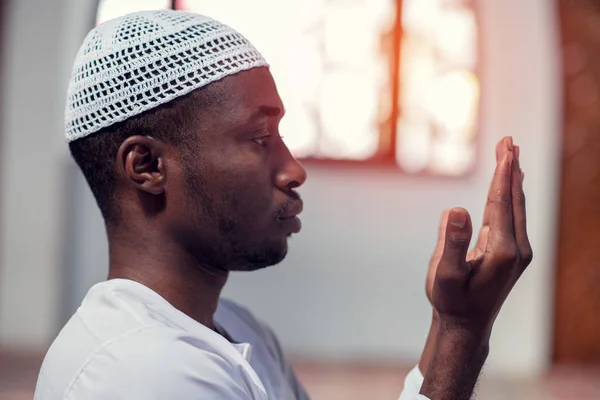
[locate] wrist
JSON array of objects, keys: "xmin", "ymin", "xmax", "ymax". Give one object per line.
[
  {"xmin": 438, "ymin": 315, "xmax": 492, "ymax": 343},
  {"xmin": 418, "ymin": 309, "xmax": 440, "ymax": 375},
  {"xmin": 436, "ymin": 319, "xmax": 490, "ymax": 360},
  {"xmin": 420, "ymin": 326, "xmax": 490, "ymax": 400}
]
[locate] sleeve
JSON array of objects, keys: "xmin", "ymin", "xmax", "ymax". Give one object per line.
[
  {"xmin": 398, "ymin": 365, "xmax": 430, "ymax": 400},
  {"xmin": 64, "ymin": 328, "xmax": 268, "ymax": 400}
]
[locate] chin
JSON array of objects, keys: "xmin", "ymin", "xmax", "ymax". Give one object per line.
[{"xmin": 231, "ymin": 240, "xmax": 289, "ymax": 272}]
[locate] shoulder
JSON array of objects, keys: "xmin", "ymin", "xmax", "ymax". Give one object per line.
[
  {"xmin": 217, "ymin": 298, "xmax": 259, "ymax": 325},
  {"xmin": 216, "ymin": 298, "xmax": 283, "ymax": 349},
  {"xmin": 216, "ymin": 299, "xmax": 285, "ymax": 362},
  {"xmin": 62, "ymin": 327, "xmax": 266, "ymax": 400},
  {"xmin": 217, "ymin": 298, "xmax": 274, "ymax": 335}
]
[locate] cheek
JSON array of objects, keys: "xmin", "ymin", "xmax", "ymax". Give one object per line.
[
  {"xmin": 195, "ymin": 147, "xmax": 275, "ymax": 225},
  {"xmin": 226, "ymin": 172, "xmax": 274, "ymax": 221},
  {"xmin": 218, "ymin": 170, "xmax": 275, "ymax": 228},
  {"xmin": 170, "ymin": 157, "xmax": 216, "ymax": 219}
]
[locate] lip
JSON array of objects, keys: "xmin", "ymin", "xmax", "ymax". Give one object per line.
[
  {"xmin": 277, "ymin": 199, "xmax": 303, "ymax": 234},
  {"xmin": 278, "ymin": 199, "xmax": 303, "ymax": 219},
  {"xmin": 279, "ymin": 216, "xmax": 302, "ymax": 234}
]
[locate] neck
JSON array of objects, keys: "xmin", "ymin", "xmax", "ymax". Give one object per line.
[{"xmin": 106, "ymin": 224, "xmax": 228, "ymax": 330}]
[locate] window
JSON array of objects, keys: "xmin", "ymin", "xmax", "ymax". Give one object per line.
[
  {"xmin": 96, "ymin": 0, "xmax": 480, "ymax": 176},
  {"xmin": 397, "ymin": 0, "xmax": 479, "ymax": 175}
]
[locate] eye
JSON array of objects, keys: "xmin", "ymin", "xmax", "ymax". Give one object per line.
[{"xmin": 253, "ymin": 135, "xmax": 271, "ymax": 147}]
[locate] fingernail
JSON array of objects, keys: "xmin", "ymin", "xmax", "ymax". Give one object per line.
[
  {"xmin": 521, "ymin": 169, "xmax": 525, "ymax": 181},
  {"xmin": 514, "ymin": 145, "xmax": 520, "ymax": 162},
  {"xmin": 449, "ymin": 210, "xmax": 467, "ymax": 228}
]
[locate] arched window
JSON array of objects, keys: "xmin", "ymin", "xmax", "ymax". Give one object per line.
[{"xmin": 96, "ymin": 0, "xmax": 479, "ymax": 176}]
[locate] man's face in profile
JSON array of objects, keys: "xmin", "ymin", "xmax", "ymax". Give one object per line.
[{"xmin": 165, "ymin": 67, "xmax": 307, "ymax": 272}]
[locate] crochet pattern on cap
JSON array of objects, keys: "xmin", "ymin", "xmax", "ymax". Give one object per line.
[{"xmin": 65, "ymin": 9, "xmax": 268, "ymax": 142}]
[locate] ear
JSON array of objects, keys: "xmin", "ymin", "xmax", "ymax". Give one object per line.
[{"xmin": 116, "ymin": 135, "xmax": 166, "ymax": 195}]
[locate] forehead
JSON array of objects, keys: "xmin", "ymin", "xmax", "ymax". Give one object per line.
[{"xmin": 206, "ymin": 67, "xmax": 285, "ymax": 123}]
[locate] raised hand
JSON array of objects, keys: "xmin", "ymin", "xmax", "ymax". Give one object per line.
[
  {"xmin": 420, "ymin": 136, "xmax": 533, "ymax": 400},
  {"xmin": 425, "ymin": 138, "xmax": 526, "ymax": 307},
  {"xmin": 432, "ymin": 137, "xmax": 532, "ymax": 332}
]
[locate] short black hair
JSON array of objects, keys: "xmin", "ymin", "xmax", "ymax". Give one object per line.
[{"xmin": 69, "ymin": 89, "xmax": 208, "ymax": 226}]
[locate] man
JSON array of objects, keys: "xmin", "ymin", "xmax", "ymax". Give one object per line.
[{"xmin": 34, "ymin": 9, "xmax": 532, "ymax": 400}]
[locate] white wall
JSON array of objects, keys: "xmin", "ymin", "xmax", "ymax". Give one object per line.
[
  {"xmin": 0, "ymin": 0, "xmax": 97, "ymax": 351},
  {"xmin": 0, "ymin": 0, "xmax": 561, "ymax": 377}
]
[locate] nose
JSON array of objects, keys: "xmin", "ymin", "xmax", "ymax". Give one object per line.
[{"xmin": 275, "ymin": 142, "xmax": 307, "ymax": 191}]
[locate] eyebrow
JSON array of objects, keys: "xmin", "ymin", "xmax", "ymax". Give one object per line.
[{"xmin": 254, "ymin": 105, "xmax": 286, "ymax": 119}]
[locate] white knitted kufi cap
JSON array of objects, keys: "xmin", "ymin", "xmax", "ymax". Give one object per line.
[{"xmin": 65, "ymin": 9, "xmax": 269, "ymax": 142}]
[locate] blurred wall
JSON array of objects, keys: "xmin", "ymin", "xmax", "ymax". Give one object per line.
[
  {"xmin": 0, "ymin": 0, "xmax": 561, "ymax": 378},
  {"xmin": 0, "ymin": 0, "xmax": 97, "ymax": 352}
]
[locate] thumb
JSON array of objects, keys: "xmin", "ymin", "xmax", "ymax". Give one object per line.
[
  {"xmin": 437, "ymin": 208, "xmax": 473, "ymax": 281},
  {"xmin": 430, "ymin": 210, "xmax": 451, "ymax": 263},
  {"xmin": 436, "ymin": 210, "xmax": 450, "ymax": 248}
]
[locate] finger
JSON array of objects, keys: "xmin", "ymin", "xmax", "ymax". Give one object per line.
[
  {"xmin": 487, "ymin": 147, "xmax": 515, "ymax": 249},
  {"xmin": 437, "ymin": 208, "xmax": 473, "ymax": 283},
  {"xmin": 484, "ymin": 137, "xmax": 513, "ymax": 226},
  {"xmin": 515, "ymin": 145, "xmax": 525, "ymax": 182},
  {"xmin": 511, "ymin": 146, "xmax": 533, "ymax": 269},
  {"xmin": 436, "ymin": 210, "xmax": 450, "ymax": 248},
  {"xmin": 515, "ymin": 146, "xmax": 525, "ymax": 181},
  {"xmin": 429, "ymin": 210, "xmax": 450, "ymax": 295},
  {"xmin": 495, "ymin": 139, "xmax": 505, "ymax": 163},
  {"xmin": 475, "ymin": 138, "xmax": 511, "ymax": 259}
]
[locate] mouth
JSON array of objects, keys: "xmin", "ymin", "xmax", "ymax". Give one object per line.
[
  {"xmin": 276, "ymin": 199, "xmax": 303, "ymax": 234},
  {"xmin": 277, "ymin": 199, "xmax": 303, "ymax": 220},
  {"xmin": 278, "ymin": 215, "xmax": 302, "ymax": 234}
]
